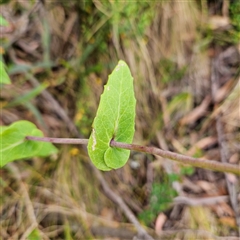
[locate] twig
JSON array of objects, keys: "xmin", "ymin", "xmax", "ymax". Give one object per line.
[
  {"xmin": 111, "ymin": 140, "xmax": 240, "ymax": 175},
  {"xmin": 173, "ymin": 195, "xmax": 230, "ymax": 206},
  {"xmin": 25, "ymin": 136, "xmax": 240, "ymax": 175}
]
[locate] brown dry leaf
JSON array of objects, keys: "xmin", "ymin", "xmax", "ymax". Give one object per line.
[
  {"xmin": 214, "ymin": 79, "xmax": 235, "ymax": 103},
  {"xmin": 100, "ymin": 207, "xmax": 114, "ymax": 221},
  {"xmin": 197, "ymin": 180, "xmax": 215, "ymax": 193},
  {"xmin": 219, "ymin": 217, "xmax": 236, "ymax": 228},
  {"xmin": 209, "ymin": 15, "xmax": 231, "ymax": 30},
  {"xmin": 180, "ymin": 96, "xmax": 211, "ymax": 126},
  {"xmin": 220, "ymin": 202, "xmax": 236, "ymax": 217},
  {"xmin": 183, "ymin": 178, "xmax": 203, "ymax": 194},
  {"xmin": 155, "ymin": 212, "xmax": 167, "ymax": 235},
  {"xmin": 211, "ymin": 202, "xmax": 235, "ymax": 217}
]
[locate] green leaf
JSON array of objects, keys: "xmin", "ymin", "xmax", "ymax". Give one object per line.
[
  {"xmin": 0, "ymin": 121, "xmax": 58, "ymax": 167},
  {"xmin": 87, "ymin": 60, "xmax": 136, "ymax": 171},
  {"xmin": 0, "ymin": 126, "xmax": 8, "ymax": 133},
  {"xmin": 37, "ymin": 139, "xmax": 58, "ymax": 157},
  {"xmin": 0, "ymin": 15, "xmax": 8, "ymax": 26},
  {"xmin": 27, "ymin": 229, "xmax": 42, "ymax": 240},
  {"xmin": 0, "ymin": 61, "xmax": 11, "ymax": 84}
]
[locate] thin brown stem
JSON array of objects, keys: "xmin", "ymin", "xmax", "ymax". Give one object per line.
[
  {"xmin": 25, "ymin": 136, "xmax": 240, "ymax": 175},
  {"xmin": 110, "ymin": 140, "xmax": 240, "ymax": 175}
]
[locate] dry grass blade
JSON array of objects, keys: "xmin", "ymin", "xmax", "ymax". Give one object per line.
[{"xmin": 5, "ymin": 163, "xmax": 39, "ymax": 239}]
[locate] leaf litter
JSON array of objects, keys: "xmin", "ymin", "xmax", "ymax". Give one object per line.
[{"xmin": 0, "ymin": 1, "xmax": 240, "ymax": 239}]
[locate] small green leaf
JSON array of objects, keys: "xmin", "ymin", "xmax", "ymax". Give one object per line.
[
  {"xmin": 88, "ymin": 60, "xmax": 136, "ymax": 171},
  {"xmin": 0, "ymin": 61, "xmax": 11, "ymax": 84},
  {"xmin": 27, "ymin": 229, "xmax": 42, "ymax": 240},
  {"xmin": 0, "ymin": 15, "xmax": 8, "ymax": 26},
  {"xmin": 0, "ymin": 121, "xmax": 58, "ymax": 167}
]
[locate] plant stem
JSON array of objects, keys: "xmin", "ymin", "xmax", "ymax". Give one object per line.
[
  {"xmin": 111, "ymin": 140, "xmax": 240, "ymax": 175},
  {"xmin": 25, "ymin": 136, "xmax": 240, "ymax": 175}
]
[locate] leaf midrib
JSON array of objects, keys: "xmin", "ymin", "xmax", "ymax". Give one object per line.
[
  {"xmin": 0, "ymin": 139, "xmax": 24, "ymax": 152},
  {"xmin": 114, "ymin": 67, "xmax": 124, "ymax": 140}
]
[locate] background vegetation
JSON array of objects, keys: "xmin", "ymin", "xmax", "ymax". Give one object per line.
[{"xmin": 1, "ymin": 0, "xmax": 239, "ymax": 239}]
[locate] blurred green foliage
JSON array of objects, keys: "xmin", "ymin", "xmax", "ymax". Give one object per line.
[
  {"xmin": 113, "ymin": 1, "xmax": 155, "ymax": 36},
  {"xmin": 0, "ymin": 0, "xmax": 10, "ymax": 5},
  {"xmin": 159, "ymin": 59, "xmax": 187, "ymax": 84},
  {"xmin": 229, "ymin": 1, "xmax": 240, "ymax": 43},
  {"xmin": 229, "ymin": 1, "xmax": 240, "ymax": 31},
  {"xmin": 139, "ymin": 174, "xmax": 178, "ymax": 225},
  {"xmin": 139, "ymin": 167, "xmax": 194, "ymax": 226}
]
